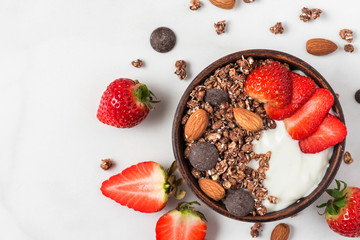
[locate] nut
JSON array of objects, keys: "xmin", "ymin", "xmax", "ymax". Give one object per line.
[
  {"xmin": 198, "ymin": 178, "xmax": 226, "ymax": 201},
  {"xmin": 306, "ymin": 38, "xmax": 338, "ymax": 56},
  {"xmin": 185, "ymin": 109, "xmax": 209, "ymax": 141},
  {"xmin": 271, "ymin": 223, "xmax": 290, "ymax": 240},
  {"xmin": 233, "ymin": 108, "xmax": 263, "ymax": 131},
  {"xmin": 209, "ymin": 0, "xmax": 235, "ymax": 9}
]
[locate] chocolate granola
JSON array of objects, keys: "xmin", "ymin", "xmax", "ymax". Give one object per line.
[{"xmin": 182, "ymin": 57, "xmax": 282, "ymax": 216}]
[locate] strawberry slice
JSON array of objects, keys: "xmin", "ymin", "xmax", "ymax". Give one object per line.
[
  {"xmin": 156, "ymin": 202, "xmax": 207, "ymax": 240},
  {"xmin": 283, "ymin": 88, "xmax": 334, "ymax": 140},
  {"xmin": 299, "ymin": 114, "xmax": 347, "ymax": 153},
  {"xmin": 101, "ymin": 161, "xmax": 184, "ymax": 213},
  {"xmin": 265, "ymin": 72, "xmax": 317, "ymax": 120},
  {"xmin": 245, "ymin": 61, "xmax": 292, "ymax": 107}
]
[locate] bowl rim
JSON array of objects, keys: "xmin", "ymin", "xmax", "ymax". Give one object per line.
[{"xmin": 172, "ymin": 49, "xmax": 346, "ymax": 222}]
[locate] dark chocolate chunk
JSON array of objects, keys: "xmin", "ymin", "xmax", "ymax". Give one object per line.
[
  {"xmin": 224, "ymin": 189, "xmax": 255, "ymax": 217},
  {"xmin": 150, "ymin": 27, "xmax": 176, "ymax": 53},
  {"xmin": 355, "ymin": 90, "xmax": 360, "ymax": 103},
  {"xmin": 205, "ymin": 89, "xmax": 229, "ymax": 106},
  {"xmin": 189, "ymin": 142, "xmax": 218, "ymax": 171}
]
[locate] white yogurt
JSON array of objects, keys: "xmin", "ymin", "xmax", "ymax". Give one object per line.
[{"xmin": 249, "ymin": 121, "xmax": 333, "ymax": 212}]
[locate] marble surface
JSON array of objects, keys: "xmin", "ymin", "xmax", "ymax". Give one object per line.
[{"xmin": 1, "ymin": 0, "xmax": 360, "ymax": 239}]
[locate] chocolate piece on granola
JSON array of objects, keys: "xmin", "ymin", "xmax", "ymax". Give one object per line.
[
  {"xmin": 131, "ymin": 59, "xmax": 143, "ymax": 68},
  {"xmin": 189, "ymin": 142, "xmax": 219, "ymax": 171},
  {"xmin": 344, "ymin": 151, "xmax": 354, "ymax": 164},
  {"xmin": 205, "ymin": 89, "xmax": 229, "ymax": 106},
  {"xmin": 270, "ymin": 22, "xmax": 284, "ymax": 35},
  {"xmin": 150, "ymin": 27, "xmax": 176, "ymax": 53},
  {"xmin": 250, "ymin": 223, "xmax": 262, "ymax": 238},
  {"xmin": 175, "ymin": 60, "xmax": 187, "ymax": 80},
  {"xmin": 344, "ymin": 44, "xmax": 354, "ymax": 53},
  {"xmin": 214, "ymin": 20, "xmax": 226, "ymax": 35},
  {"xmin": 190, "ymin": 0, "xmax": 201, "ymax": 10},
  {"xmin": 224, "ymin": 189, "xmax": 255, "ymax": 217},
  {"xmin": 339, "ymin": 29, "xmax": 353, "ymax": 43}
]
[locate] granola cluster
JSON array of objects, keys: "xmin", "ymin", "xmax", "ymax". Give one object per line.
[
  {"xmin": 175, "ymin": 60, "xmax": 187, "ymax": 80},
  {"xmin": 190, "ymin": 0, "xmax": 201, "ymax": 10},
  {"xmin": 182, "ymin": 57, "xmax": 281, "ymax": 216},
  {"xmin": 270, "ymin": 22, "xmax": 284, "ymax": 35},
  {"xmin": 214, "ymin": 20, "xmax": 227, "ymax": 35},
  {"xmin": 299, "ymin": 7, "xmax": 322, "ymax": 22}
]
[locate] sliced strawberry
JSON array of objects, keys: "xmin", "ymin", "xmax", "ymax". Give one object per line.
[
  {"xmin": 283, "ymin": 88, "xmax": 334, "ymax": 140},
  {"xmin": 156, "ymin": 202, "xmax": 207, "ymax": 240},
  {"xmin": 265, "ymin": 72, "xmax": 317, "ymax": 120},
  {"xmin": 101, "ymin": 161, "xmax": 169, "ymax": 213},
  {"xmin": 299, "ymin": 114, "xmax": 347, "ymax": 153},
  {"xmin": 245, "ymin": 61, "xmax": 292, "ymax": 107}
]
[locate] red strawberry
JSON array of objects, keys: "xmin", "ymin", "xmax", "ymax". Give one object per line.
[
  {"xmin": 317, "ymin": 180, "xmax": 360, "ymax": 238},
  {"xmin": 156, "ymin": 202, "xmax": 207, "ymax": 240},
  {"xmin": 283, "ymin": 88, "xmax": 334, "ymax": 140},
  {"xmin": 101, "ymin": 161, "xmax": 185, "ymax": 213},
  {"xmin": 245, "ymin": 61, "xmax": 292, "ymax": 107},
  {"xmin": 265, "ymin": 72, "xmax": 317, "ymax": 120},
  {"xmin": 299, "ymin": 114, "xmax": 347, "ymax": 153},
  {"xmin": 97, "ymin": 78, "xmax": 158, "ymax": 128}
]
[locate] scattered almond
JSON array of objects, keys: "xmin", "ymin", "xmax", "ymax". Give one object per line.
[
  {"xmin": 198, "ymin": 178, "xmax": 225, "ymax": 201},
  {"xmin": 306, "ymin": 38, "xmax": 338, "ymax": 56},
  {"xmin": 184, "ymin": 109, "xmax": 209, "ymax": 141},
  {"xmin": 233, "ymin": 108, "xmax": 263, "ymax": 131},
  {"xmin": 271, "ymin": 223, "xmax": 290, "ymax": 240},
  {"xmin": 209, "ymin": 0, "xmax": 235, "ymax": 9}
]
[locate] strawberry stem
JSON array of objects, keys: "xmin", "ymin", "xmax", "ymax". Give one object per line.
[
  {"xmin": 317, "ymin": 179, "xmax": 349, "ymax": 216},
  {"xmin": 133, "ymin": 81, "xmax": 160, "ymax": 110}
]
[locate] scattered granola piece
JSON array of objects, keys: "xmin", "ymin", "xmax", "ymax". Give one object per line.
[
  {"xmin": 311, "ymin": 8, "xmax": 322, "ymax": 20},
  {"xmin": 300, "ymin": 7, "xmax": 312, "ymax": 22},
  {"xmin": 344, "ymin": 44, "xmax": 354, "ymax": 53},
  {"xmin": 250, "ymin": 223, "xmax": 262, "ymax": 238},
  {"xmin": 131, "ymin": 59, "xmax": 143, "ymax": 68},
  {"xmin": 300, "ymin": 7, "xmax": 322, "ymax": 22},
  {"xmin": 335, "ymin": 93, "xmax": 340, "ymax": 99},
  {"xmin": 339, "ymin": 29, "xmax": 353, "ymax": 43},
  {"xmin": 344, "ymin": 151, "xmax": 354, "ymax": 164},
  {"xmin": 175, "ymin": 60, "xmax": 187, "ymax": 80},
  {"xmin": 270, "ymin": 22, "xmax": 284, "ymax": 35},
  {"xmin": 291, "ymin": 213, "xmax": 299, "ymax": 218},
  {"xmin": 190, "ymin": 0, "xmax": 201, "ymax": 10},
  {"xmin": 100, "ymin": 159, "xmax": 113, "ymax": 170},
  {"xmin": 243, "ymin": 0, "xmax": 255, "ymax": 2},
  {"xmin": 268, "ymin": 195, "xmax": 278, "ymax": 204},
  {"xmin": 214, "ymin": 20, "xmax": 226, "ymax": 35}
]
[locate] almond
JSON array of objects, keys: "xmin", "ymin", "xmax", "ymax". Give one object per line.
[
  {"xmin": 198, "ymin": 178, "xmax": 225, "ymax": 201},
  {"xmin": 233, "ymin": 108, "xmax": 263, "ymax": 132},
  {"xmin": 184, "ymin": 109, "xmax": 209, "ymax": 141},
  {"xmin": 271, "ymin": 223, "xmax": 290, "ymax": 240},
  {"xmin": 306, "ymin": 38, "xmax": 338, "ymax": 56},
  {"xmin": 209, "ymin": 0, "xmax": 235, "ymax": 9}
]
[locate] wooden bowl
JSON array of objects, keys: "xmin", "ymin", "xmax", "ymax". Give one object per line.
[{"xmin": 172, "ymin": 49, "xmax": 346, "ymax": 222}]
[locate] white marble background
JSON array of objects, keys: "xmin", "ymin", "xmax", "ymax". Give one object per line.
[{"xmin": 1, "ymin": 0, "xmax": 360, "ymax": 239}]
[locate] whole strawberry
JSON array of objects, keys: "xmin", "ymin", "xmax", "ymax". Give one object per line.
[
  {"xmin": 97, "ymin": 78, "xmax": 158, "ymax": 128},
  {"xmin": 317, "ymin": 180, "xmax": 360, "ymax": 238},
  {"xmin": 156, "ymin": 201, "xmax": 207, "ymax": 240}
]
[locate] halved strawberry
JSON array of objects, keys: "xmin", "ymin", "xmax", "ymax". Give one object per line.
[
  {"xmin": 283, "ymin": 88, "xmax": 334, "ymax": 140},
  {"xmin": 156, "ymin": 202, "xmax": 207, "ymax": 240},
  {"xmin": 299, "ymin": 114, "xmax": 347, "ymax": 153},
  {"xmin": 245, "ymin": 61, "xmax": 292, "ymax": 107},
  {"xmin": 265, "ymin": 72, "xmax": 317, "ymax": 120},
  {"xmin": 101, "ymin": 161, "xmax": 185, "ymax": 213}
]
